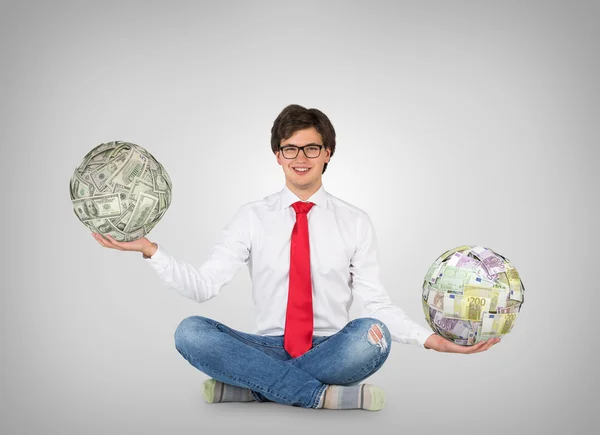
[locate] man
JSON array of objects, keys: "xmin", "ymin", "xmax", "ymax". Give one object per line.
[{"xmin": 92, "ymin": 104, "xmax": 499, "ymax": 411}]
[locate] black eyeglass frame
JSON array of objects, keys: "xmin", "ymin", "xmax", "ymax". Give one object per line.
[{"xmin": 278, "ymin": 144, "xmax": 325, "ymax": 159}]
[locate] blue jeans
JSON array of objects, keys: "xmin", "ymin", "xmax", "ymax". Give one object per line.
[{"xmin": 174, "ymin": 316, "xmax": 392, "ymax": 409}]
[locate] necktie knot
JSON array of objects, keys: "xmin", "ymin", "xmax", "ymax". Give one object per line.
[{"xmin": 291, "ymin": 201, "xmax": 314, "ymax": 215}]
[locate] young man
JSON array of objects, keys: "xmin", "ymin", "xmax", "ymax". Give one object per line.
[{"xmin": 92, "ymin": 104, "xmax": 499, "ymax": 411}]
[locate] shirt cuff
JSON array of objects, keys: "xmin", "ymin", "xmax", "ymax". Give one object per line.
[
  {"xmin": 412, "ymin": 324, "xmax": 436, "ymax": 349},
  {"xmin": 142, "ymin": 243, "xmax": 170, "ymax": 270}
]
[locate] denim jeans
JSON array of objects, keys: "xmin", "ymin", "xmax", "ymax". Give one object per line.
[{"xmin": 174, "ymin": 315, "xmax": 392, "ymax": 409}]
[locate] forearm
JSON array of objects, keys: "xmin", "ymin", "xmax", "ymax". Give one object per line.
[
  {"xmin": 142, "ymin": 204, "xmax": 250, "ymax": 304},
  {"xmin": 365, "ymin": 304, "xmax": 436, "ymax": 348},
  {"xmin": 143, "ymin": 243, "xmax": 221, "ymax": 303}
]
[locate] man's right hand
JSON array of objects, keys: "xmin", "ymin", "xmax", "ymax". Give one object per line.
[{"xmin": 92, "ymin": 232, "xmax": 157, "ymax": 258}]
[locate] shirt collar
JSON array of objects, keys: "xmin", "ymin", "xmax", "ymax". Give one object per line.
[{"xmin": 279, "ymin": 184, "xmax": 328, "ymax": 210}]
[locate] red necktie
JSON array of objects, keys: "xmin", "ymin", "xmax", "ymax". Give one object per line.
[{"xmin": 284, "ymin": 201, "xmax": 315, "ymax": 358}]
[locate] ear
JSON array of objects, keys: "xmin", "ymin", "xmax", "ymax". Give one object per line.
[{"xmin": 276, "ymin": 150, "xmax": 283, "ymax": 166}]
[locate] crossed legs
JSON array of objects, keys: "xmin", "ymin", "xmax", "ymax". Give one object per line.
[{"xmin": 174, "ymin": 316, "xmax": 392, "ymax": 409}]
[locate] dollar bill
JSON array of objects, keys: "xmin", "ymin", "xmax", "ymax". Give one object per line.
[
  {"xmin": 161, "ymin": 166, "xmax": 172, "ymax": 190},
  {"xmin": 128, "ymin": 177, "xmax": 156, "ymax": 202},
  {"xmin": 143, "ymin": 218, "xmax": 159, "ymax": 235},
  {"xmin": 81, "ymin": 141, "xmax": 124, "ymax": 170},
  {"xmin": 94, "ymin": 218, "xmax": 145, "ymax": 242},
  {"xmin": 112, "ymin": 183, "xmax": 132, "ymax": 210},
  {"xmin": 113, "ymin": 203, "xmax": 135, "ymax": 231},
  {"xmin": 72, "ymin": 194, "xmax": 122, "ymax": 222},
  {"xmin": 150, "ymin": 168, "xmax": 169, "ymax": 193},
  {"xmin": 157, "ymin": 191, "xmax": 170, "ymax": 211},
  {"xmin": 123, "ymin": 192, "xmax": 158, "ymax": 232},
  {"xmin": 107, "ymin": 141, "xmax": 132, "ymax": 158},
  {"xmin": 70, "ymin": 172, "xmax": 94, "ymax": 200},
  {"xmin": 90, "ymin": 151, "xmax": 131, "ymax": 192},
  {"xmin": 80, "ymin": 141, "xmax": 116, "ymax": 164},
  {"xmin": 142, "ymin": 168, "xmax": 154, "ymax": 184},
  {"xmin": 107, "ymin": 149, "xmax": 148, "ymax": 187}
]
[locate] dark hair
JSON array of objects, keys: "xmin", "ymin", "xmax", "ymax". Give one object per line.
[{"xmin": 270, "ymin": 104, "xmax": 336, "ymax": 174}]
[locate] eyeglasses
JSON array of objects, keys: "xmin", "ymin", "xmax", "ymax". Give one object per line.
[{"xmin": 279, "ymin": 144, "xmax": 324, "ymax": 159}]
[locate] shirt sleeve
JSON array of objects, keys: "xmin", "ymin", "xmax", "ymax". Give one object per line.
[
  {"xmin": 350, "ymin": 212, "xmax": 435, "ymax": 348},
  {"xmin": 142, "ymin": 205, "xmax": 252, "ymax": 303}
]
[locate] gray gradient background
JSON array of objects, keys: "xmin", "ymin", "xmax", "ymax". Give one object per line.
[{"xmin": 1, "ymin": 0, "xmax": 598, "ymax": 434}]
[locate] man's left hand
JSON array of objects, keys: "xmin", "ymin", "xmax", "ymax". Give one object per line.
[{"xmin": 423, "ymin": 333, "xmax": 500, "ymax": 353}]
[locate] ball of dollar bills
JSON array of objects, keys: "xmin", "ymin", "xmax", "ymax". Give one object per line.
[
  {"xmin": 421, "ymin": 245, "xmax": 525, "ymax": 345},
  {"xmin": 69, "ymin": 141, "xmax": 172, "ymax": 242}
]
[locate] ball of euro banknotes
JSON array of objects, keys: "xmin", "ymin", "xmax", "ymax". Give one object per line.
[
  {"xmin": 69, "ymin": 141, "xmax": 172, "ymax": 242},
  {"xmin": 421, "ymin": 245, "xmax": 525, "ymax": 346}
]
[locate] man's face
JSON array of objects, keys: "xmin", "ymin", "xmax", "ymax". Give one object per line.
[{"xmin": 276, "ymin": 127, "xmax": 331, "ymax": 192}]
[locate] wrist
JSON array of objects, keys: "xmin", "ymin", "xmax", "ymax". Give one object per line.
[
  {"xmin": 142, "ymin": 242, "xmax": 158, "ymax": 259},
  {"xmin": 423, "ymin": 333, "xmax": 440, "ymax": 350}
]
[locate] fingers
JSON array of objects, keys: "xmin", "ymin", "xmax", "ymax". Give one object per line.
[
  {"xmin": 485, "ymin": 337, "xmax": 501, "ymax": 350},
  {"xmin": 92, "ymin": 232, "xmax": 107, "ymax": 247},
  {"xmin": 462, "ymin": 341, "xmax": 486, "ymax": 353},
  {"xmin": 92, "ymin": 232, "xmax": 124, "ymax": 250},
  {"xmin": 436, "ymin": 335, "xmax": 500, "ymax": 354},
  {"xmin": 467, "ymin": 337, "xmax": 500, "ymax": 354},
  {"xmin": 453, "ymin": 337, "xmax": 499, "ymax": 354}
]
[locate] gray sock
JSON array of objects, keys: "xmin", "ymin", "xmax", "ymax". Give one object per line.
[
  {"xmin": 317, "ymin": 384, "xmax": 385, "ymax": 411},
  {"xmin": 201, "ymin": 379, "xmax": 254, "ymax": 403}
]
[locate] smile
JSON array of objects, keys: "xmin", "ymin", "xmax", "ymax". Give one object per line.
[{"xmin": 293, "ymin": 167, "xmax": 311, "ymax": 175}]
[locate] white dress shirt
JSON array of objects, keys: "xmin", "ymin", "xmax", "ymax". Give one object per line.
[{"xmin": 143, "ymin": 184, "xmax": 434, "ymax": 348}]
